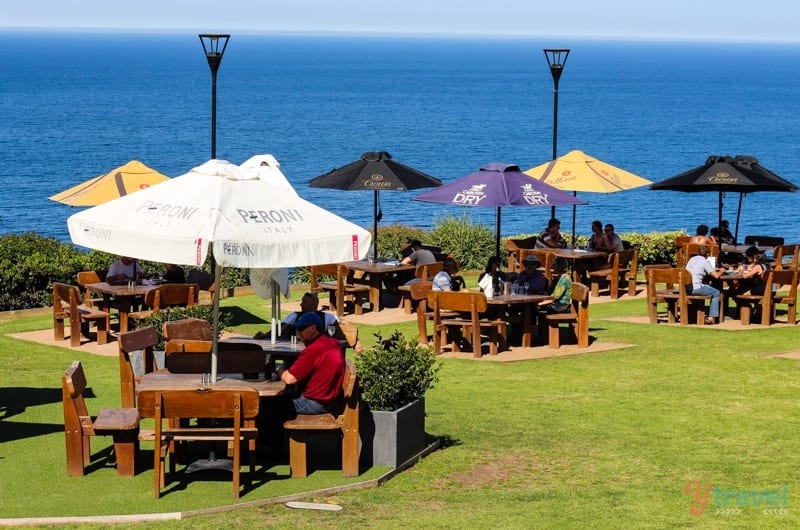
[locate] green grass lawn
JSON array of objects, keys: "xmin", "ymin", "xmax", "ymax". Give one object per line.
[{"xmin": 2, "ymin": 290, "xmax": 799, "ymax": 528}]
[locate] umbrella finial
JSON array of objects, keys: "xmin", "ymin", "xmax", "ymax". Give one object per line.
[{"xmin": 362, "ymin": 151, "xmax": 392, "ymax": 162}]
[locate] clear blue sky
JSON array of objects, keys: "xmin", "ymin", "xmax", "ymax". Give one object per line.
[{"xmin": 3, "ymin": 0, "xmax": 797, "ymax": 43}]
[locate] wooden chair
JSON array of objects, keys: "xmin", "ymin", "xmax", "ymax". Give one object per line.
[
  {"xmin": 128, "ymin": 283, "xmax": 199, "ymax": 323},
  {"xmin": 587, "ymin": 249, "xmax": 637, "ymax": 299},
  {"xmin": 736, "ymin": 270, "xmax": 798, "ymax": 325},
  {"xmin": 674, "ymin": 236, "xmax": 691, "ymax": 267},
  {"xmin": 162, "ymin": 318, "xmax": 213, "ymax": 342},
  {"xmin": 645, "ymin": 267, "xmax": 710, "ymax": 325},
  {"xmin": 76, "ymin": 270, "xmax": 106, "ymax": 308},
  {"xmin": 521, "ymin": 248, "xmax": 555, "ymax": 283},
  {"xmin": 771, "ymin": 244, "xmax": 799, "ymax": 270},
  {"xmin": 137, "ymin": 388, "xmax": 260, "ymax": 499},
  {"xmin": 506, "ymin": 235, "xmax": 538, "ymax": 272},
  {"xmin": 117, "ymin": 326, "xmax": 159, "ymax": 408},
  {"xmin": 398, "ymin": 262, "xmax": 444, "ymax": 313},
  {"xmin": 310, "ymin": 264, "xmax": 369, "ymax": 317},
  {"xmin": 411, "ymin": 281, "xmax": 435, "ymax": 344},
  {"xmin": 62, "ymin": 360, "xmax": 140, "ymax": 477},
  {"xmin": 53, "ymin": 282, "xmax": 110, "ymax": 347},
  {"xmin": 283, "ymin": 362, "xmax": 360, "ymax": 478},
  {"xmin": 336, "ymin": 321, "xmax": 359, "ymax": 351},
  {"xmin": 545, "ymin": 282, "xmax": 590, "ymax": 349},
  {"xmin": 427, "ymin": 290, "xmax": 507, "ymax": 357}
]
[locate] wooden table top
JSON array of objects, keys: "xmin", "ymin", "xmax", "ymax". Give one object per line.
[
  {"xmin": 486, "ymin": 293, "xmax": 553, "ymax": 305},
  {"xmin": 543, "ymin": 248, "xmax": 607, "ymax": 260},
  {"xmin": 138, "ymin": 370, "xmax": 285, "ymax": 397},
  {"xmin": 85, "ymin": 281, "xmax": 152, "ymax": 296},
  {"xmin": 341, "ymin": 260, "xmax": 416, "ymax": 274}
]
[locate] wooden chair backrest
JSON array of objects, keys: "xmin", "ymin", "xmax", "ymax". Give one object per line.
[
  {"xmin": 427, "ymin": 290, "xmax": 488, "ymax": 314},
  {"xmin": 684, "ymin": 243, "xmax": 720, "ymax": 259},
  {"xmin": 137, "ymin": 388, "xmax": 260, "ymax": 422},
  {"xmin": 117, "ymin": 326, "xmax": 159, "ymax": 407},
  {"xmin": 768, "ymin": 269, "xmax": 799, "ymax": 298},
  {"xmin": 506, "ymin": 235, "xmax": 538, "ymax": 251},
  {"xmin": 144, "ymin": 284, "xmax": 198, "ymax": 311},
  {"xmin": 76, "ymin": 271, "xmax": 103, "ymax": 305},
  {"xmin": 674, "ymin": 235, "xmax": 691, "ymax": 247},
  {"xmin": 410, "ymin": 280, "xmax": 434, "ymax": 302},
  {"xmin": 616, "ymin": 249, "xmax": 636, "ymax": 269},
  {"xmin": 163, "ymin": 318, "xmax": 213, "ymax": 342},
  {"xmin": 53, "ymin": 282, "xmax": 82, "ymax": 318},
  {"xmin": 415, "ymin": 261, "xmax": 444, "ymax": 280},
  {"xmin": 340, "ymin": 361, "xmax": 359, "ymax": 424},
  {"xmin": 773, "ymin": 244, "xmax": 799, "ymax": 270},
  {"xmin": 525, "ymin": 249, "xmax": 555, "ymax": 280},
  {"xmin": 645, "ymin": 267, "xmax": 684, "ymax": 294},
  {"xmin": 62, "ymin": 361, "xmax": 92, "ymax": 437},
  {"xmin": 337, "ymin": 322, "xmax": 359, "ymax": 349},
  {"xmin": 569, "ymin": 282, "xmax": 590, "ymax": 314}
]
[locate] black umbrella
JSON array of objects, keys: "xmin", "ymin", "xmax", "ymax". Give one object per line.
[
  {"xmin": 309, "ymin": 151, "xmax": 441, "ymax": 258},
  {"xmin": 650, "ymin": 155, "xmax": 797, "ymax": 241}
]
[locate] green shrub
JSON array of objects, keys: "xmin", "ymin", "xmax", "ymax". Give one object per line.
[
  {"xmin": 375, "ymin": 224, "xmax": 429, "ymax": 260},
  {"xmin": 622, "ymin": 230, "xmax": 685, "ymax": 265},
  {"xmin": 135, "ymin": 304, "xmax": 233, "ymax": 350},
  {"xmin": 430, "ymin": 214, "xmax": 495, "ymax": 271},
  {"xmin": 355, "ymin": 330, "xmax": 439, "ymax": 411}
]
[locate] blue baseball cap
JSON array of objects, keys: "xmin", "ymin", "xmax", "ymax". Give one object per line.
[{"xmin": 294, "ymin": 312, "xmax": 322, "ymax": 331}]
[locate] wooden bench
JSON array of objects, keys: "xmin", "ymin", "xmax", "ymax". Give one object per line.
[
  {"xmin": 53, "ymin": 282, "xmax": 110, "ymax": 347},
  {"xmin": 137, "ymin": 387, "xmax": 260, "ymax": 499},
  {"xmin": 283, "ymin": 361, "xmax": 359, "ymax": 478},
  {"xmin": 128, "ymin": 283, "xmax": 198, "ymax": 323},
  {"xmin": 645, "ymin": 267, "xmax": 711, "ymax": 325},
  {"xmin": 588, "ymin": 249, "xmax": 637, "ymax": 299},
  {"xmin": 62, "ymin": 360, "xmax": 140, "ymax": 477},
  {"xmin": 117, "ymin": 326, "xmax": 159, "ymax": 408},
  {"xmin": 736, "ymin": 269, "xmax": 798, "ymax": 325},
  {"xmin": 310, "ymin": 264, "xmax": 370, "ymax": 317},
  {"xmin": 397, "ymin": 262, "xmax": 444, "ymax": 314},
  {"xmin": 545, "ymin": 282, "xmax": 590, "ymax": 348},
  {"xmin": 427, "ymin": 290, "xmax": 507, "ymax": 357},
  {"xmin": 771, "ymin": 244, "xmax": 799, "ymax": 271}
]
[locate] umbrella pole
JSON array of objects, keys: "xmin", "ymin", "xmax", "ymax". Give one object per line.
[
  {"xmin": 373, "ymin": 189, "xmax": 379, "ymax": 260},
  {"xmin": 211, "ymin": 257, "xmax": 221, "ymax": 383},
  {"xmin": 571, "ymin": 192, "xmax": 577, "ymax": 247},
  {"xmin": 717, "ymin": 192, "xmax": 723, "ymax": 239},
  {"xmin": 734, "ymin": 193, "xmax": 744, "ymax": 244},
  {"xmin": 495, "ymin": 207, "xmax": 501, "ymax": 259}
]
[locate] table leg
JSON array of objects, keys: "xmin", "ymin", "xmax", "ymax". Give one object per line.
[
  {"xmin": 369, "ymin": 275, "xmax": 382, "ymax": 311},
  {"xmin": 521, "ymin": 303, "xmax": 533, "ymax": 348},
  {"xmin": 118, "ymin": 299, "xmax": 132, "ymax": 334}
]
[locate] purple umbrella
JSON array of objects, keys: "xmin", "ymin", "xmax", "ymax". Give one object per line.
[{"xmin": 412, "ymin": 162, "xmax": 586, "ymax": 257}]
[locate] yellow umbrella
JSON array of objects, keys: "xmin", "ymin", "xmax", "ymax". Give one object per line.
[
  {"xmin": 525, "ymin": 149, "xmax": 651, "ymax": 192},
  {"xmin": 525, "ymin": 150, "xmax": 651, "ymax": 242},
  {"xmin": 49, "ymin": 160, "xmax": 170, "ymax": 206}
]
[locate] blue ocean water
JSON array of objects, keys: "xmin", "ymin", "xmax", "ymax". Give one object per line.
[{"xmin": 2, "ymin": 32, "xmax": 799, "ymax": 245}]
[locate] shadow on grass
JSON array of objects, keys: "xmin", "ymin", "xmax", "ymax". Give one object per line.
[{"xmin": 223, "ymin": 307, "xmax": 269, "ymax": 327}]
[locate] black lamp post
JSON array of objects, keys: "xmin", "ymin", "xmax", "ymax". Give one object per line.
[
  {"xmin": 199, "ymin": 34, "xmax": 230, "ymax": 160},
  {"xmin": 543, "ymin": 48, "xmax": 570, "ymax": 218}
]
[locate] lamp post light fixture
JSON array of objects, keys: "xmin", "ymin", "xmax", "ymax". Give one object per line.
[
  {"xmin": 199, "ymin": 34, "xmax": 230, "ymax": 160},
  {"xmin": 543, "ymin": 48, "xmax": 570, "ymax": 218}
]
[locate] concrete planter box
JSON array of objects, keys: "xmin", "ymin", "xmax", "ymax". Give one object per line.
[{"xmin": 360, "ymin": 398, "xmax": 425, "ymax": 468}]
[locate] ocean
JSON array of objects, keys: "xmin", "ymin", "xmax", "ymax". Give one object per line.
[{"xmin": 2, "ymin": 31, "xmax": 800, "ymax": 246}]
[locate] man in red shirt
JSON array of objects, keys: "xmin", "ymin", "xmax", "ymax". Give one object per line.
[{"xmin": 279, "ymin": 312, "xmax": 344, "ymax": 414}]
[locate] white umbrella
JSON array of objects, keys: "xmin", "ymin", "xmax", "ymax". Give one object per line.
[{"xmin": 69, "ymin": 157, "xmax": 371, "ymax": 380}]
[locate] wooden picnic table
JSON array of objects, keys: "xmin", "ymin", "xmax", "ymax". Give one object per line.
[
  {"xmin": 486, "ymin": 293, "xmax": 552, "ymax": 348},
  {"xmin": 86, "ymin": 281, "xmax": 154, "ymax": 334},
  {"xmin": 542, "ymin": 248, "xmax": 607, "ymax": 282},
  {"xmin": 340, "ymin": 260, "xmax": 416, "ymax": 311},
  {"xmin": 138, "ymin": 369, "xmax": 285, "ymax": 398}
]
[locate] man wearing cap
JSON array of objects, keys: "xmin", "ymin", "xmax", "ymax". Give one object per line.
[
  {"xmin": 513, "ymin": 255, "xmax": 548, "ymax": 294},
  {"xmin": 278, "ymin": 312, "xmax": 345, "ymax": 414},
  {"xmin": 400, "ymin": 240, "xmax": 436, "ymax": 266}
]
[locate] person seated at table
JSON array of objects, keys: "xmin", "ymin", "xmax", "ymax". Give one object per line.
[
  {"xmin": 536, "ymin": 218, "xmax": 568, "ymax": 249},
  {"xmin": 106, "ymin": 256, "xmax": 143, "ymax": 285},
  {"xmin": 717, "ymin": 219, "xmax": 735, "ymax": 245},
  {"xmin": 432, "ymin": 257, "xmax": 466, "ymax": 291},
  {"xmin": 278, "ymin": 312, "xmax": 345, "ymax": 414},
  {"xmin": 732, "ymin": 246, "xmax": 768, "ymax": 296},
  {"xmin": 400, "ymin": 240, "xmax": 436, "ymax": 266},
  {"xmin": 542, "ymin": 258, "xmax": 572, "ymax": 314},
  {"xmin": 587, "ymin": 220, "xmax": 605, "ymax": 251},
  {"xmin": 163, "ymin": 263, "xmax": 185, "ymax": 283},
  {"xmin": 685, "ymin": 245, "xmax": 726, "ymax": 325},
  {"xmin": 259, "ymin": 291, "xmax": 338, "ymax": 340},
  {"xmin": 512, "ymin": 255, "xmax": 548, "ymax": 295},
  {"xmin": 689, "ymin": 224, "xmax": 717, "ymax": 246},
  {"xmin": 478, "ymin": 256, "xmax": 513, "ymax": 295},
  {"xmin": 600, "ymin": 224, "xmax": 625, "ymax": 253}
]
